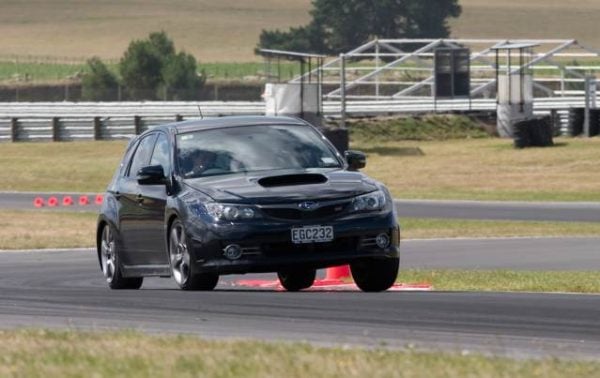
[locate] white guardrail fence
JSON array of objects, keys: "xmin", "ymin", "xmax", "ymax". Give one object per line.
[{"xmin": 0, "ymin": 98, "xmax": 587, "ymax": 142}]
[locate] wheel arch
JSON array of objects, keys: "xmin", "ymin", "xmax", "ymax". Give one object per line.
[
  {"xmin": 166, "ymin": 212, "xmax": 180, "ymax": 245},
  {"xmin": 96, "ymin": 219, "xmax": 108, "ymax": 269},
  {"xmin": 96, "ymin": 216, "xmax": 120, "ymax": 270}
]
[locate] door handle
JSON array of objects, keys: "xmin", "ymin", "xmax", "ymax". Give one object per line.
[
  {"xmin": 136, "ymin": 193, "xmax": 144, "ymax": 205},
  {"xmin": 114, "ymin": 191, "xmax": 121, "ymax": 200}
]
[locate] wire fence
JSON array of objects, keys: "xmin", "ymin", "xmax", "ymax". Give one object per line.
[{"xmin": 0, "ymin": 56, "xmax": 300, "ymax": 85}]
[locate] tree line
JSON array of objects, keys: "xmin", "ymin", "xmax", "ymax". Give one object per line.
[{"xmin": 257, "ymin": 0, "xmax": 462, "ymax": 54}]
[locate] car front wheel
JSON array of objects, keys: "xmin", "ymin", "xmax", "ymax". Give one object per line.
[
  {"xmin": 350, "ymin": 257, "xmax": 399, "ymax": 292},
  {"xmin": 169, "ymin": 219, "xmax": 219, "ymax": 291},
  {"xmin": 277, "ymin": 269, "xmax": 316, "ymax": 292},
  {"xmin": 100, "ymin": 224, "xmax": 143, "ymax": 290}
]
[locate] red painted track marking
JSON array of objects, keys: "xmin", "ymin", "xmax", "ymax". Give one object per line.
[{"xmin": 232, "ymin": 279, "xmax": 432, "ymax": 292}]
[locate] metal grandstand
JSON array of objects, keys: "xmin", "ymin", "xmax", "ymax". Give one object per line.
[{"xmin": 292, "ymin": 38, "xmax": 600, "ymax": 101}]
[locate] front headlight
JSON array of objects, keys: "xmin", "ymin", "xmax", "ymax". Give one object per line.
[
  {"xmin": 352, "ymin": 190, "xmax": 386, "ymax": 212},
  {"xmin": 201, "ymin": 202, "xmax": 259, "ymax": 221}
]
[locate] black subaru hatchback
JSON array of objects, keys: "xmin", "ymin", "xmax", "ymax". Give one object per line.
[{"xmin": 96, "ymin": 116, "xmax": 400, "ymax": 292}]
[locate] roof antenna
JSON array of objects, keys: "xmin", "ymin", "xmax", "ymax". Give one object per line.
[{"xmin": 196, "ymin": 104, "xmax": 204, "ymax": 119}]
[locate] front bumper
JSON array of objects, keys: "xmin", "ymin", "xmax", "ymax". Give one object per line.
[{"xmin": 185, "ymin": 212, "xmax": 400, "ymax": 275}]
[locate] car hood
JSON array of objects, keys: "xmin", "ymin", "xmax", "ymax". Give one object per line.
[{"xmin": 182, "ymin": 169, "xmax": 379, "ymax": 204}]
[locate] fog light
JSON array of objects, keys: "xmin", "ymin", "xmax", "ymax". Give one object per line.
[
  {"xmin": 223, "ymin": 244, "xmax": 242, "ymax": 260},
  {"xmin": 375, "ymin": 233, "xmax": 390, "ymax": 249}
]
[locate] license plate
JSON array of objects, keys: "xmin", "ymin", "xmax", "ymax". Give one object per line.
[{"xmin": 291, "ymin": 226, "xmax": 334, "ymax": 244}]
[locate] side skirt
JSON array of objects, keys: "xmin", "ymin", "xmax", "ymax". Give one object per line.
[{"xmin": 122, "ymin": 264, "xmax": 171, "ymax": 278}]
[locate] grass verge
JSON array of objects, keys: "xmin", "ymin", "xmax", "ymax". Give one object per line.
[
  {"xmin": 400, "ymin": 270, "xmax": 600, "ymax": 294},
  {"xmin": 0, "ymin": 140, "xmax": 127, "ymax": 192},
  {"xmin": 347, "ymin": 115, "xmax": 491, "ymax": 142},
  {"xmin": 400, "ymin": 218, "xmax": 600, "ymax": 239},
  {"xmin": 0, "ymin": 211, "xmax": 97, "ymax": 250},
  {"xmin": 2, "ymin": 211, "xmax": 600, "ymax": 250},
  {"xmin": 1, "ymin": 329, "xmax": 599, "ymax": 378},
  {"xmin": 354, "ymin": 137, "xmax": 600, "ymax": 201}
]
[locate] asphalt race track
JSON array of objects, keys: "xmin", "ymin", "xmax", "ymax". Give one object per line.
[
  {"xmin": 1, "ymin": 239, "xmax": 600, "ymax": 359},
  {"xmin": 395, "ymin": 199, "xmax": 600, "ymax": 223},
  {"xmin": 1, "ymin": 191, "xmax": 599, "ymax": 358}
]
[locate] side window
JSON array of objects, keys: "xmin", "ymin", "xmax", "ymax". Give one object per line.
[
  {"xmin": 127, "ymin": 134, "xmax": 157, "ymax": 178},
  {"xmin": 150, "ymin": 133, "xmax": 171, "ymax": 174},
  {"xmin": 119, "ymin": 139, "xmax": 139, "ymax": 176}
]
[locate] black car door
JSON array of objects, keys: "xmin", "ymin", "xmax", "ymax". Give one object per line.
[
  {"xmin": 138, "ymin": 132, "xmax": 171, "ymax": 265},
  {"xmin": 117, "ymin": 133, "xmax": 157, "ymax": 265}
]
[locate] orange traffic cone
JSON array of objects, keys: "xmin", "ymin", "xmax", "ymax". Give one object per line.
[
  {"xmin": 33, "ymin": 197, "xmax": 44, "ymax": 208},
  {"xmin": 324, "ymin": 265, "xmax": 351, "ymax": 282}
]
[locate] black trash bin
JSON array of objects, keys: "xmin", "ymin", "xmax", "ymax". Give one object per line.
[{"xmin": 320, "ymin": 127, "xmax": 349, "ymax": 153}]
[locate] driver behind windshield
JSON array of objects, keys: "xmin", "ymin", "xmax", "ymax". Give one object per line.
[{"xmin": 181, "ymin": 150, "xmax": 218, "ymax": 178}]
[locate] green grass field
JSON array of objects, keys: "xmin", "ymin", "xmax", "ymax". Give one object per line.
[
  {"xmin": 1, "ymin": 329, "xmax": 598, "ymax": 378},
  {"xmin": 0, "ymin": 61, "xmax": 300, "ymax": 84},
  {"xmin": 399, "ymin": 270, "xmax": 600, "ymax": 294},
  {"xmin": 0, "ymin": 140, "xmax": 127, "ymax": 192},
  {"xmin": 356, "ymin": 137, "xmax": 600, "ymax": 202},
  {"xmin": 0, "ymin": 0, "xmax": 598, "ymax": 63},
  {"xmin": 0, "ymin": 0, "xmax": 312, "ymax": 62}
]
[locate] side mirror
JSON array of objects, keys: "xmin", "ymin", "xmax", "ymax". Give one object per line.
[
  {"xmin": 137, "ymin": 165, "xmax": 166, "ymax": 185},
  {"xmin": 345, "ymin": 150, "xmax": 366, "ymax": 171}
]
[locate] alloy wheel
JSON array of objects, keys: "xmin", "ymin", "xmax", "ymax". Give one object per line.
[
  {"xmin": 100, "ymin": 225, "xmax": 116, "ymax": 282},
  {"xmin": 170, "ymin": 223, "xmax": 191, "ymax": 285}
]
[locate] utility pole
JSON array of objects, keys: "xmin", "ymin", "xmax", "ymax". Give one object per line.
[
  {"xmin": 584, "ymin": 76, "xmax": 596, "ymax": 137},
  {"xmin": 340, "ymin": 53, "xmax": 346, "ymax": 128}
]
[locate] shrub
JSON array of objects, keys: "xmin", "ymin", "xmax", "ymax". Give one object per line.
[
  {"xmin": 161, "ymin": 52, "xmax": 205, "ymax": 100},
  {"xmin": 81, "ymin": 57, "xmax": 119, "ymax": 101},
  {"xmin": 119, "ymin": 31, "xmax": 202, "ymax": 100}
]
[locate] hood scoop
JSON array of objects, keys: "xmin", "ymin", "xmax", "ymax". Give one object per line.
[{"xmin": 258, "ymin": 174, "xmax": 328, "ymax": 188}]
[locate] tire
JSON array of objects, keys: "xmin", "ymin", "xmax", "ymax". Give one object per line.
[
  {"xmin": 99, "ymin": 224, "xmax": 143, "ymax": 290},
  {"xmin": 169, "ymin": 219, "xmax": 219, "ymax": 291},
  {"xmin": 277, "ymin": 269, "xmax": 316, "ymax": 292},
  {"xmin": 350, "ymin": 257, "xmax": 399, "ymax": 292}
]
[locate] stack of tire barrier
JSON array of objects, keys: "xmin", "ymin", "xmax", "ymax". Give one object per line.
[
  {"xmin": 513, "ymin": 116, "xmax": 554, "ymax": 148},
  {"xmin": 565, "ymin": 108, "xmax": 600, "ymax": 137},
  {"xmin": 588, "ymin": 109, "xmax": 600, "ymax": 137},
  {"xmin": 549, "ymin": 109, "xmax": 565, "ymax": 137},
  {"xmin": 567, "ymin": 108, "xmax": 584, "ymax": 136}
]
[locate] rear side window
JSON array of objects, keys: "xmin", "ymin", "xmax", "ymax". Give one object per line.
[
  {"xmin": 150, "ymin": 133, "xmax": 171, "ymax": 174},
  {"xmin": 118, "ymin": 139, "xmax": 138, "ymax": 177},
  {"xmin": 127, "ymin": 134, "xmax": 157, "ymax": 178}
]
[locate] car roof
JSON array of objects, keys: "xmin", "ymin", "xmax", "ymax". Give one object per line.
[{"xmin": 147, "ymin": 116, "xmax": 308, "ymax": 135}]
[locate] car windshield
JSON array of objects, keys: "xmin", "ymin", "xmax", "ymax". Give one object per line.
[{"xmin": 176, "ymin": 124, "xmax": 342, "ymax": 178}]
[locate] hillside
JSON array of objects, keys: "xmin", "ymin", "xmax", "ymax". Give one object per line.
[{"xmin": 0, "ymin": 0, "xmax": 598, "ymax": 62}]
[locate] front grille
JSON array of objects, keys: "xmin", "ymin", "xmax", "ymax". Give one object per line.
[{"xmin": 261, "ymin": 202, "xmax": 349, "ymax": 221}]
